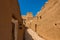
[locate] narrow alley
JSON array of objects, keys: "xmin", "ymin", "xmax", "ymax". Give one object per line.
[{"xmin": 0, "ymin": 0, "xmax": 60, "ymax": 40}]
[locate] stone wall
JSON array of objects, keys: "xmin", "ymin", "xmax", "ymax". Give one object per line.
[
  {"xmin": 0, "ymin": 0, "xmax": 23, "ymax": 40},
  {"xmin": 25, "ymin": 28, "xmax": 45, "ymax": 40},
  {"xmin": 36, "ymin": 0, "xmax": 60, "ymax": 40},
  {"xmin": 22, "ymin": 0, "xmax": 60, "ymax": 40}
]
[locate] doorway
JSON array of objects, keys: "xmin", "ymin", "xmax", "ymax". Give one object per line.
[{"xmin": 35, "ymin": 24, "xmax": 37, "ymax": 32}]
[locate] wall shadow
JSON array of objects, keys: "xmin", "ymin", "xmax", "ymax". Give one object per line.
[{"xmin": 23, "ymin": 26, "xmax": 33, "ymax": 40}]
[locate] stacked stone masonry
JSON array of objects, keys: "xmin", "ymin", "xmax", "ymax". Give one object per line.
[{"xmin": 22, "ymin": 0, "xmax": 60, "ymax": 40}]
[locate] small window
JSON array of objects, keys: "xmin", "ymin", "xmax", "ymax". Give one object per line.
[
  {"xmin": 40, "ymin": 16, "xmax": 42, "ymax": 19},
  {"xmin": 55, "ymin": 24, "xmax": 57, "ymax": 25}
]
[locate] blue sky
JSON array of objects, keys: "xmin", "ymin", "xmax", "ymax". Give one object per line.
[{"xmin": 18, "ymin": 0, "xmax": 48, "ymax": 16}]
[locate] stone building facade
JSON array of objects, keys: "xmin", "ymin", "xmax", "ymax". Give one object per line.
[
  {"xmin": 22, "ymin": 0, "xmax": 60, "ymax": 40},
  {"xmin": 22, "ymin": 12, "xmax": 33, "ymax": 27},
  {"xmin": 0, "ymin": 0, "xmax": 24, "ymax": 40}
]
